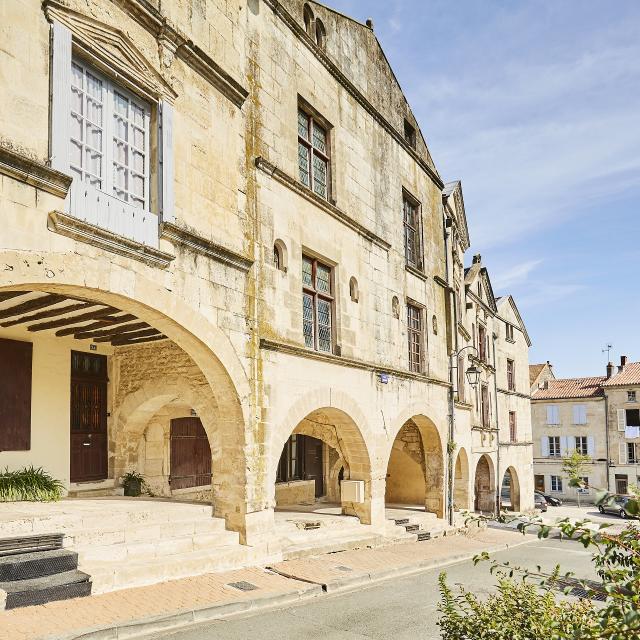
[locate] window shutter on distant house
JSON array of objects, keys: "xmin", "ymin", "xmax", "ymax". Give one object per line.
[
  {"xmin": 159, "ymin": 100, "xmax": 174, "ymax": 222},
  {"xmin": 0, "ymin": 338, "xmax": 33, "ymax": 451},
  {"xmin": 50, "ymin": 21, "xmax": 72, "ymax": 173},
  {"xmin": 560, "ymin": 436, "xmax": 569, "ymax": 457},
  {"xmin": 547, "ymin": 405, "xmax": 559, "ymax": 425},
  {"xmin": 587, "ymin": 436, "xmax": 595, "ymax": 457},
  {"xmin": 541, "ymin": 437, "xmax": 549, "ymax": 457},
  {"xmin": 619, "ymin": 442, "xmax": 627, "ymax": 464},
  {"xmin": 617, "ymin": 409, "xmax": 626, "ymax": 431}
]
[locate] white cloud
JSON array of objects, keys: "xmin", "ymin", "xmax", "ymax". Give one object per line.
[{"xmin": 492, "ymin": 259, "xmax": 542, "ymax": 290}]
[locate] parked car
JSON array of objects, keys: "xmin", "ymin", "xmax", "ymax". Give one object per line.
[
  {"xmin": 534, "ymin": 492, "xmax": 548, "ymax": 512},
  {"xmin": 598, "ymin": 495, "xmax": 636, "ymax": 519},
  {"xmin": 536, "ymin": 491, "xmax": 562, "ymax": 506}
]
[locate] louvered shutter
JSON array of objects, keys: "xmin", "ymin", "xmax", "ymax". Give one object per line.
[
  {"xmin": 560, "ymin": 436, "xmax": 569, "ymax": 456},
  {"xmin": 158, "ymin": 100, "xmax": 174, "ymax": 222},
  {"xmin": 587, "ymin": 436, "xmax": 595, "ymax": 457},
  {"xmin": 541, "ymin": 437, "xmax": 549, "ymax": 457},
  {"xmin": 617, "ymin": 409, "xmax": 626, "ymax": 431},
  {"xmin": 50, "ymin": 22, "xmax": 72, "ymax": 174},
  {"xmin": 619, "ymin": 442, "xmax": 627, "ymax": 464}
]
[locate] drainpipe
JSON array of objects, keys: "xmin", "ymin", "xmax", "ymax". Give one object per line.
[
  {"xmin": 492, "ymin": 333, "xmax": 500, "ymax": 515},
  {"xmin": 604, "ymin": 393, "xmax": 611, "ymax": 492}
]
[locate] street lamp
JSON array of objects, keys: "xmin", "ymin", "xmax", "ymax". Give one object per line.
[{"xmin": 465, "ymin": 363, "xmax": 481, "ymax": 388}]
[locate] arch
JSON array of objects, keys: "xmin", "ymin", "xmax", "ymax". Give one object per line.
[
  {"xmin": 303, "ymin": 3, "xmax": 314, "ymax": 36},
  {"xmin": 501, "ymin": 466, "xmax": 521, "ymax": 512},
  {"xmin": 349, "ymin": 276, "xmax": 359, "ymax": 303},
  {"xmin": 453, "ymin": 447, "xmax": 470, "ymax": 511},
  {"xmin": 273, "ymin": 239, "xmax": 288, "ymax": 272},
  {"xmin": 474, "ymin": 454, "xmax": 496, "ymax": 513},
  {"xmin": 315, "ymin": 18, "xmax": 326, "ymax": 49},
  {"xmin": 386, "ymin": 409, "xmax": 445, "ymax": 518}
]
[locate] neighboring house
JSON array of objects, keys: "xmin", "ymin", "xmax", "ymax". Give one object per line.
[
  {"xmin": 0, "ymin": 0, "xmax": 535, "ymax": 588},
  {"xmin": 530, "ymin": 361, "xmax": 555, "ymax": 394}
]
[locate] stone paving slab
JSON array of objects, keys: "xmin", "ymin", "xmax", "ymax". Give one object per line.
[{"xmin": 269, "ymin": 528, "xmax": 534, "ymax": 592}]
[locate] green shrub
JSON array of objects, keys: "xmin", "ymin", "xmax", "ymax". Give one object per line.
[{"xmin": 0, "ymin": 466, "xmax": 64, "ymax": 502}]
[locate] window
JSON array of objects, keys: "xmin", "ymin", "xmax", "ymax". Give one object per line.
[
  {"xmin": 550, "ymin": 475, "xmax": 563, "ymax": 492},
  {"xmin": 575, "ymin": 436, "xmax": 588, "ymax": 456},
  {"xmin": 509, "ymin": 411, "xmax": 517, "ymax": 442},
  {"xmin": 273, "ymin": 245, "xmax": 281, "ymax": 270},
  {"xmin": 457, "ymin": 355, "xmax": 466, "ymax": 403},
  {"xmin": 407, "ymin": 304, "xmax": 423, "ymax": 373},
  {"xmin": 478, "ymin": 325, "xmax": 487, "ymax": 363},
  {"xmin": 70, "ymin": 60, "xmax": 150, "ymax": 209},
  {"xmin": 403, "ymin": 192, "xmax": 423, "ymax": 270},
  {"xmin": 505, "ymin": 323, "xmax": 515, "ymax": 341},
  {"xmin": 302, "ymin": 256, "xmax": 333, "ymax": 353},
  {"xmin": 303, "ymin": 3, "xmax": 314, "ymax": 36},
  {"xmin": 277, "ymin": 434, "xmax": 302, "ymax": 482},
  {"xmin": 315, "ymin": 19, "xmax": 327, "ymax": 49},
  {"xmin": 615, "ymin": 474, "xmax": 628, "ymax": 495},
  {"xmin": 578, "ymin": 477, "xmax": 589, "ymax": 492},
  {"xmin": 548, "ymin": 436, "xmax": 561, "ymax": 457},
  {"xmin": 506, "ymin": 359, "xmax": 515, "ymax": 391},
  {"xmin": 628, "ymin": 390, "xmax": 637, "ymax": 402},
  {"xmin": 628, "ymin": 443, "xmax": 639, "ymax": 464},
  {"xmin": 349, "ymin": 276, "xmax": 359, "ymax": 303},
  {"xmin": 573, "ymin": 404, "xmax": 587, "ymax": 425},
  {"xmin": 298, "ymin": 108, "xmax": 330, "ymax": 199},
  {"xmin": 481, "ymin": 384, "xmax": 490, "ymax": 427},
  {"xmin": 546, "ymin": 404, "xmax": 560, "ymax": 425},
  {"xmin": 403, "ymin": 119, "xmax": 416, "ymax": 148},
  {"xmin": 627, "ymin": 408, "xmax": 640, "ymax": 426},
  {"xmin": 277, "ymin": 434, "xmax": 324, "ymax": 496}
]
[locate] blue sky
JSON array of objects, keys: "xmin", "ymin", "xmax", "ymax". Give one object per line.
[{"xmin": 325, "ymin": 0, "xmax": 640, "ymax": 378}]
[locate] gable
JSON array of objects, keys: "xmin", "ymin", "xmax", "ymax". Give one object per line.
[{"xmin": 498, "ymin": 295, "xmax": 532, "ymax": 346}]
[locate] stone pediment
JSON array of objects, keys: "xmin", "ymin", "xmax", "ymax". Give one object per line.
[{"xmin": 43, "ymin": 0, "xmax": 177, "ymax": 102}]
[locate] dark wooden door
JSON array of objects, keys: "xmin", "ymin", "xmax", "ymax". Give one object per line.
[
  {"xmin": 303, "ymin": 435, "xmax": 324, "ymax": 497},
  {"xmin": 534, "ymin": 475, "xmax": 545, "ymax": 493},
  {"xmin": 70, "ymin": 351, "xmax": 108, "ymax": 482},
  {"xmin": 170, "ymin": 417, "xmax": 212, "ymax": 490},
  {"xmin": 0, "ymin": 338, "xmax": 33, "ymax": 452}
]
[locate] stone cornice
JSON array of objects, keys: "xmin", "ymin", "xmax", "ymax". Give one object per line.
[
  {"xmin": 457, "ymin": 322, "xmax": 471, "ymax": 342},
  {"xmin": 48, "ymin": 211, "xmax": 175, "ymax": 268},
  {"xmin": 159, "ymin": 222, "xmax": 253, "ymax": 272},
  {"xmin": 260, "ymin": 338, "xmax": 451, "ymax": 388},
  {"xmin": 498, "ymin": 441, "xmax": 533, "ymax": 447},
  {"xmin": 497, "ymin": 388, "xmax": 531, "ymax": 400},
  {"xmin": 107, "ymin": 0, "xmax": 248, "ymax": 107},
  {"xmin": 0, "ymin": 146, "xmax": 71, "ymax": 198},
  {"xmin": 405, "ymin": 264, "xmax": 428, "ymax": 282},
  {"xmin": 433, "ymin": 275, "xmax": 450, "ymax": 290},
  {"xmin": 255, "ymin": 156, "xmax": 391, "ymax": 251},
  {"xmin": 262, "ymin": 0, "xmax": 444, "ymax": 190}
]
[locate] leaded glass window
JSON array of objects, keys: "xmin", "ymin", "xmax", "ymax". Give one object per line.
[
  {"xmin": 302, "ymin": 255, "xmax": 333, "ymax": 353},
  {"xmin": 403, "ymin": 193, "xmax": 423, "ymax": 270},
  {"xmin": 298, "ymin": 108, "xmax": 330, "ymax": 199},
  {"xmin": 407, "ymin": 304, "xmax": 423, "ymax": 373}
]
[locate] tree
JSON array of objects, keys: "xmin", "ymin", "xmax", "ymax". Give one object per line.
[{"xmin": 561, "ymin": 449, "xmax": 591, "ymax": 507}]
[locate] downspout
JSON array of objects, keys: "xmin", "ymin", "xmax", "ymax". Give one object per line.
[
  {"xmin": 492, "ymin": 333, "xmax": 500, "ymax": 515},
  {"xmin": 604, "ymin": 393, "xmax": 611, "ymax": 492}
]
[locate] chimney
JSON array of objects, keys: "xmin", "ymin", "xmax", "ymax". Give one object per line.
[
  {"xmin": 619, "ymin": 355, "xmax": 628, "ymax": 373},
  {"xmin": 472, "ymin": 253, "xmax": 482, "ymax": 264},
  {"xmin": 607, "ymin": 362, "xmax": 615, "ymax": 379},
  {"xmin": 365, "ymin": 18, "xmax": 374, "ymax": 29}
]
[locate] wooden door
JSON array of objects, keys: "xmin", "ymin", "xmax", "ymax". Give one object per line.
[
  {"xmin": 303, "ymin": 435, "xmax": 324, "ymax": 497},
  {"xmin": 70, "ymin": 351, "xmax": 108, "ymax": 483},
  {"xmin": 170, "ymin": 417, "xmax": 212, "ymax": 490},
  {"xmin": 534, "ymin": 475, "xmax": 545, "ymax": 493},
  {"xmin": 0, "ymin": 338, "xmax": 33, "ymax": 452}
]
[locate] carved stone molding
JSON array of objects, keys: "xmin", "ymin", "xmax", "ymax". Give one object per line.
[
  {"xmin": 159, "ymin": 222, "xmax": 253, "ymax": 272},
  {"xmin": 255, "ymin": 156, "xmax": 391, "ymax": 252},
  {"xmin": 0, "ymin": 145, "xmax": 71, "ymax": 198}
]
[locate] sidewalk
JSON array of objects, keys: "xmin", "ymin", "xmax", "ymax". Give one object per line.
[{"xmin": 0, "ymin": 528, "xmax": 534, "ymax": 640}]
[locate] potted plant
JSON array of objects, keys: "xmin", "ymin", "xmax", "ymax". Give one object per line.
[{"xmin": 121, "ymin": 471, "xmax": 145, "ymax": 497}]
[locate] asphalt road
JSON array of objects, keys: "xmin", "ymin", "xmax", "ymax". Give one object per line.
[{"xmin": 143, "ymin": 536, "xmax": 598, "ymax": 640}]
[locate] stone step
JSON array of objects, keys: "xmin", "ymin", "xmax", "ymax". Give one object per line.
[
  {"xmin": 393, "ymin": 518, "xmax": 410, "ymax": 525},
  {"xmin": 86, "ymin": 543, "xmax": 269, "ymax": 594},
  {"xmin": 76, "ymin": 529, "xmax": 240, "ymax": 563},
  {"xmin": 0, "ymin": 533, "xmax": 64, "ymax": 556},
  {"xmin": 282, "ymin": 532, "xmax": 387, "ymax": 560},
  {"xmin": 0, "ymin": 549, "xmax": 78, "ymax": 582},
  {"xmin": 0, "ymin": 569, "xmax": 91, "ymax": 610},
  {"xmin": 404, "ymin": 524, "xmax": 420, "ymax": 533}
]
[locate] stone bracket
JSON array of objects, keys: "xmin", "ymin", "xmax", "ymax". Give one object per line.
[{"xmin": 0, "ymin": 145, "xmax": 71, "ymax": 198}]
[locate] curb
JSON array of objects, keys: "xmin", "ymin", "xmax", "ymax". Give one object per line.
[{"xmin": 49, "ymin": 583, "xmax": 323, "ymax": 640}]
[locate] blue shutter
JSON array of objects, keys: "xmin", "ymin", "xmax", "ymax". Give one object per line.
[
  {"xmin": 159, "ymin": 100, "xmax": 174, "ymax": 222},
  {"xmin": 50, "ymin": 22, "xmax": 72, "ymax": 174}
]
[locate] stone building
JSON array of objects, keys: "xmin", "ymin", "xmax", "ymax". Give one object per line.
[
  {"xmin": 531, "ymin": 355, "xmax": 640, "ymax": 501},
  {"xmin": 0, "ymin": 0, "xmax": 534, "ymax": 590}
]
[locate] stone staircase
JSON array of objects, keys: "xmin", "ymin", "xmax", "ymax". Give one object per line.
[
  {"xmin": 0, "ymin": 534, "xmax": 91, "ymax": 609},
  {"xmin": 384, "ymin": 509, "xmax": 455, "ymax": 542}
]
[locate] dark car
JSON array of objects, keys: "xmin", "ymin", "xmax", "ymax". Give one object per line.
[
  {"xmin": 599, "ymin": 495, "xmax": 636, "ymax": 519},
  {"xmin": 534, "ymin": 493, "xmax": 548, "ymax": 512},
  {"xmin": 536, "ymin": 491, "xmax": 562, "ymax": 506}
]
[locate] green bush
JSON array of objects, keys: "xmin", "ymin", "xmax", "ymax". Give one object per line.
[{"xmin": 0, "ymin": 466, "xmax": 64, "ymax": 502}]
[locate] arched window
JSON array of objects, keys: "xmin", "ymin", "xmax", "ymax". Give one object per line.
[
  {"xmin": 349, "ymin": 276, "xmax": 359, "ymax": 303},
  {"xmin": 273, "ymin": 245, "xmax": 281, "ymax": 270},
  {"xmin": 303, "ymin": 4, "xmax": 314, "ymax": 37},
  {"xmin": 273, "ymin": 239, "xmax": 288, "ymax": 272},
  {"xmin": 392, "ymin": 296, "xmax": 400, "ymax": 319},
  {"xmin": 315, "ymin": 18, "xmax": 326, "ymax": 49}
]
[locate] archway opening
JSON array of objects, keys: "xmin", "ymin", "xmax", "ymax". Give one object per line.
[
  {"xmin": 385, "ymin": 415, "xmax": 444, "ymax": 518},
  {"xmin": 474, "ymin": 454, "xmax": 495, "ymax": 513},
  {"xmin": 453, "ymin": 447, "xmax": 470, "ymax": 511},
  {"xmin": 501, "ymin": 466, "xmax": 521, "ymax": 512}
]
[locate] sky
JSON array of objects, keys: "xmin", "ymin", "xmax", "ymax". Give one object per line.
[{"xmin": 324, "ymin": 0, "xmax": 640, "ymax": 378}]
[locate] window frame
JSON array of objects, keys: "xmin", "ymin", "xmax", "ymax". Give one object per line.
[
  {"xmin": 628, "ymin": 442, "xmax": 639, "ymax": 464},
  {"xmin": 548, "ymin": 436, "xmax": 561, "ymax": 457},
  {"xmin": 403, "ymin": 119, "xmax": 416, "ymax": 149},
  {"xmin": 506, "ymin": 358, "xmax": 515, "ymax": 391},
  {"xmin": 69, "ymin": 57, "xmax": 152, "ymax": 211},
  {"xmin": 505, "ymin": 323, "xmax": 515, "ymax": 342},
  {"xmin": 509, "ymin": 411, "xmax": 517, "ymax": 442},
  {"xmin": 550, "ymin": 475, "xmax": 563, "ymax": 492},
  {"xmin": 481, "ymin": 383, "xmax": 490, "ymax": 427},
  {"xmin": 407, "ymin": 303, "xmax": 424, "ymax": 373},
  {"xmin": 298, "ymin": 106, "xmax": 331, "ymax": 200},
  {"xmin": 628, "ymin": 390, "xmax": 637, "ymax": 403},
  {"xmin": 478, "ymin": 324, "xmax": 487, "ymax": 363},
  {"xmin": 575, "ymin": 435, "xmax": 588, "ymax": 456},
  {"xmin": 402, "ymin": 190, "xmax": 424, "ymax": 271},
  {"xmin": 302, "ymin": 255, "xmax": 334, "ymax": 353}
]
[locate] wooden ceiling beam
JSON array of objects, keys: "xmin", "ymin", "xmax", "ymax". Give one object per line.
[
  {"xmin": 74, "ymin": 322, "xmax": 150, "ymax": 341},
  {"xmin": 0, "ymin": 291, "xmax": 28, "ymax": 303},
  {"xmin": 54, "ymin": 314, "xmax": 136, "ymax": 336},
  {"xmin": 29, "ymin": 307, "xmax": 120, "ymax": 332},
  {"xmin": 1, "ymin": 302, "xmax": 99, "ymax": 328},
  {"xmin": 93, "ymin": 327, "xmax": 160, "ymax": 343},
  {"xmin": 0, "ymin": 294, "xmax": 68, "ymax": 320},
  {"xmin": 111, "ymin": 334, "xmax": 167, "ymax": 346}
]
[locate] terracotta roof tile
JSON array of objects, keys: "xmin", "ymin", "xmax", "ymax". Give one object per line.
[
  {"xmin": 532, "ymin": 376, "xmax": 606, "ymax": 400},
  {"xmin": 602, "ymin": 362, "xmax": 640, "ymax": 386}
]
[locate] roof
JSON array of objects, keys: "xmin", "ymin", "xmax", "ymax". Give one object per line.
[
  {"xmin": 497, "ymin": 295, "xmax": 532, "ymax": 347},
  {"xmin": 602, "ymin": 362, "xmax": 640, "ymax": 386},
  {"xmin": 532, "ymin": 377, "xmax": 606, "ymax": 400},
  {"xmin": 529, "ymin": 363, "xmax": 548, "ymax": 387}
]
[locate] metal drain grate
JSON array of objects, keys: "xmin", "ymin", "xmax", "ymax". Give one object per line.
[
  {"xmin": 335, "ymin": 565, "xmax": 352, "ymax": 572},
  {"xmin": 227, "ymin": 581, "xmax": 259, "ymax": 592}
]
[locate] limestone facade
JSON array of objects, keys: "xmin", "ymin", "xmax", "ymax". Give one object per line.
[{"xmin": 0, "ymin": 0, "xmax": 534, "ymax": 553}]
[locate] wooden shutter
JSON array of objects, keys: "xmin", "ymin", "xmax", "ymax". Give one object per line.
[
  {"xmin": 619, "ymin": 442, "xmax": 627, "ymax": 464},
  {"xmin": 159, "ymin": 100, "xmax": 174, "ymax": 222},
  {"xmin": 587, "ymin": 436, "xmax": 595, "ymax": 457},
  {"xmin": 547, "ymin": 405, "xmax": 558, "ymax": 425},
  {"xmin": 0, "ymin": 338, "xmax": 33, "ymax": 451},
  {"xmin": 560, "ymin": 436, "xmax": 569, "ymax": 457},
  {"xmin": 617, "ymin": 409, "xmax": 626, "ymax": 431},
  {"xmin": 541, "ymin": 437, "xmax": 549, "ymax": 457},
  {"xmin": 50, "ymin": 21, "xmax": 72, "ymax": 173}
]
